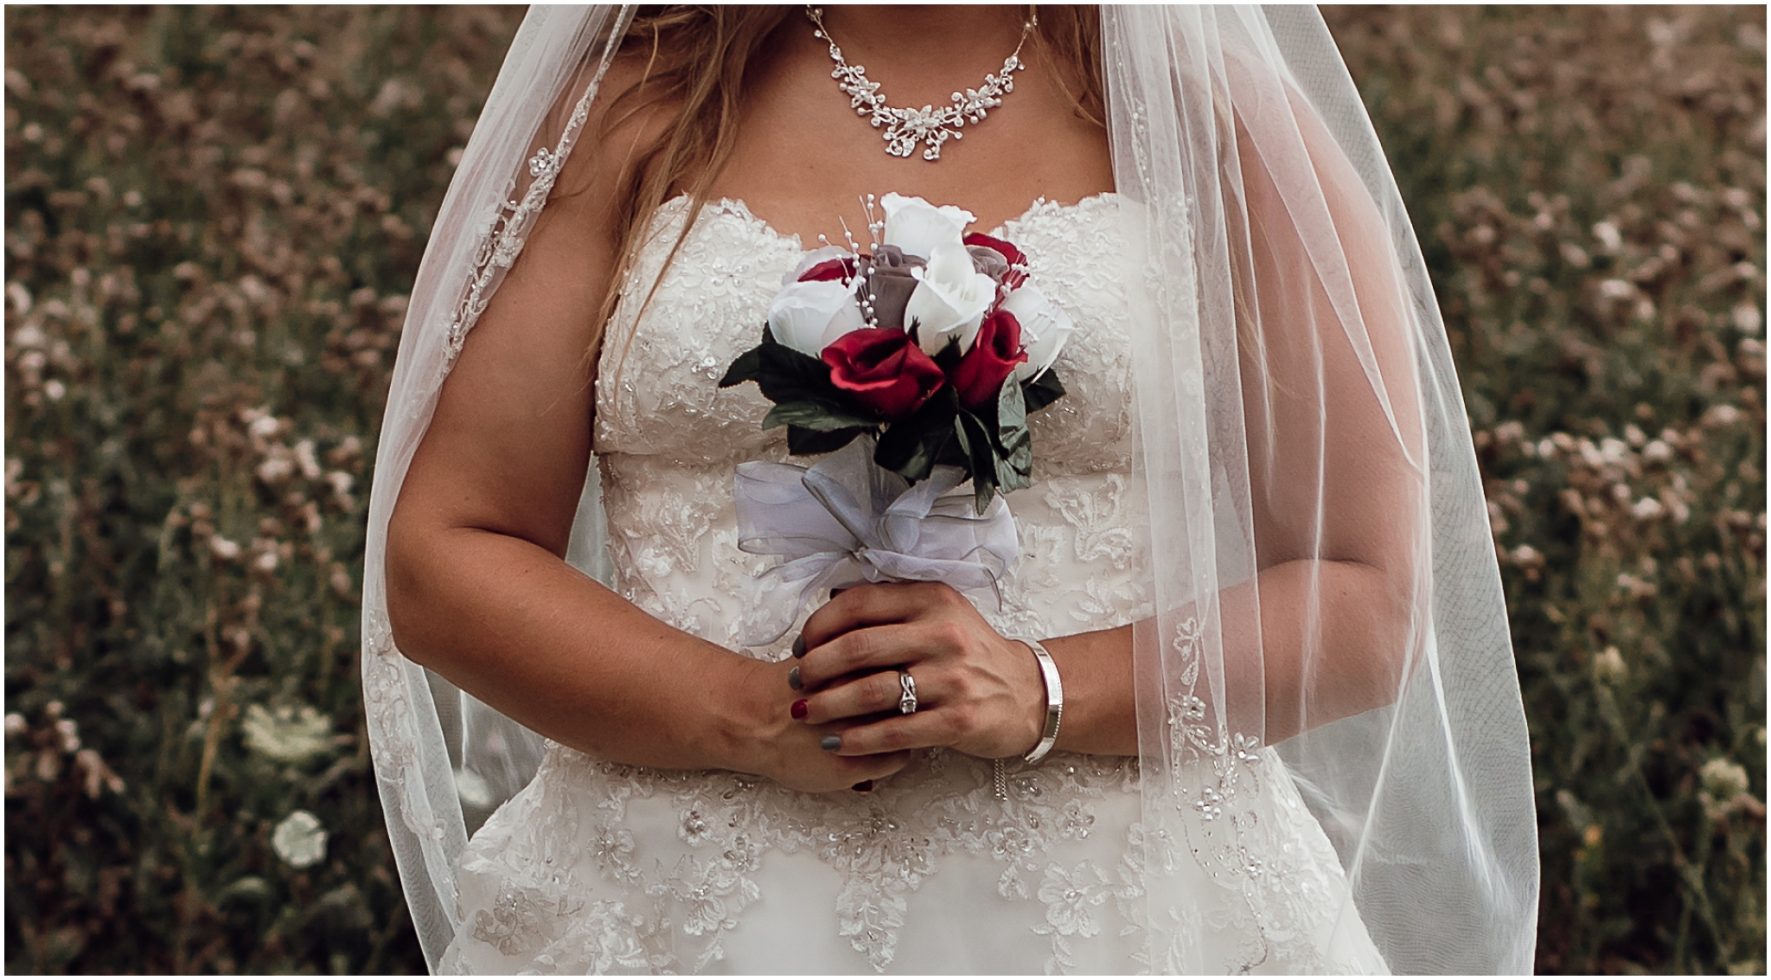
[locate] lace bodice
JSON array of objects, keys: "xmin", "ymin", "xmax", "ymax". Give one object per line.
[
  {"xmin": 438, "ymin": 191, "xmax": 1386, "ymax": 975},
  {"xmin": 592, "ymin": 191, "xmax": 1133, "ymax": 474},
  {"xmin": 588, "ymin": 191, "xmax": 1147, "ymax": 648}
]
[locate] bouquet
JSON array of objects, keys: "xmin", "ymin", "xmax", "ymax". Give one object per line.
[{"xmin": 718, "ymin": 192, "xmax": 1076, "ymax": 645}]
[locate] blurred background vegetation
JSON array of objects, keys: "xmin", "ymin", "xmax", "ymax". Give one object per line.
[{"xmin": 4, "ymin": 4, "xmax": 1764, "ymax": 974}]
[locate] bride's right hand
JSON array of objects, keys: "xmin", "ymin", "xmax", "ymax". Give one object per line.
[{"xmin": 727, "ymin": 656, "xmax": 914, "ymax": 794}]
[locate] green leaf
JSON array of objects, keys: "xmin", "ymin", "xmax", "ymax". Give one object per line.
[
  {"xmin": 715, "ymin": 325, "xmax": 846, "ymax": 404},
  {"xmin": 997, "ymin": 374, "xmax": 1027, "ymax": 435},
  {"xmin": 956, "ymin": 410, "xmax": 1001, "ymax": 515},
  {"xmin": 994, "ymin": 452, "xmax": 1032, "ymax": 494},
  {"xmin": 763, "ymin": 400, "xmax": 880, "ymax": 432},
  {"xmin": 787, "ymin": 425, "xmax": 869, "ymax": 456},
  {"xmin": 995, "ymin": 380, "xmax": 1033, "ymax": 491},
  {"xmin": 718, "ymin": 323, "xmax": 784, "ymax": 388},
  {"xmin": 1021, "ymin": 366, "xmax": 1066, "ymax": 413},
  {"xmin": 874, "ymin": 391, "xmax": 956, "ymax": 482},
  {"xmin": 752, "ymin": 339, "xmax": 841, "ymax": 405},
  {"xmin": 717, "ymin": 344, "xmax": 765, "ymax": 388}
]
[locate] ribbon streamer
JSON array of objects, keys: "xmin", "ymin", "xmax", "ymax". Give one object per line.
[{"xmin": 732, "ymin": 436, "xmax": 1021, "ymax": 647}]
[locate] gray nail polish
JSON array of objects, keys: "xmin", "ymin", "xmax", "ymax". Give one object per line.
[
  {"xmin": 821, "ymin": 735, "xmax": 841, "ymax": 751},
  {"xmin": 792, "ymin": 634, "xmax": 806, "ymax": 658},
  {"xmin": 788, "ymin": 666, "xmax": 803, "ymax": 690}
]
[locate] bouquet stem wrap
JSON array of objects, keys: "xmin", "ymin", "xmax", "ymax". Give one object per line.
[{"xmin": 733, "ymin": 435, "xmax": 1019, "ymax": 647}]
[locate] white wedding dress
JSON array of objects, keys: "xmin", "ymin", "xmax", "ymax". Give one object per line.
[{"xmin": 437, "ymin": 190, "xmax": 1392, "ymax": 975}]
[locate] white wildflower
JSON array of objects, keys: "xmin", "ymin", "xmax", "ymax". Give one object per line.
[
  {"xmin": 1699, "ymin": 757, "xmax": 1750, "ymax": 800},
  {"xmin": 241, "ymin": 703, "xmax": 332, "ymax": 765},
  {"xmin": 294, "ymin": 439, "xmax": 321, "ymax": 479},
  {"xmin": 1704, "ymin": 404, "xmax": 1743, "ymax": 427},
  {"xmin": 54, "ymin": 718, "xmax": 80, "ymax": 752},
  {"xmin": 272, "ymin": 810, "xmax": 327, "ymax": 868},
  {"xmin": 255, "ymin": 455, "xmax": 294, "ymax": 485},
  {"xmin": 1731, "ymin": 302, "xmax": 1761, "ymax": 334}
]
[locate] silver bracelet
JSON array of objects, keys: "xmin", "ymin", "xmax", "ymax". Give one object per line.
[
  {"xmin": 1017, "ymin": 637, "xmax": 1064, "ymax": 764},
  {"xmin": 993, "ymin": 637, "xmax": 1064, "ymax": 801}
]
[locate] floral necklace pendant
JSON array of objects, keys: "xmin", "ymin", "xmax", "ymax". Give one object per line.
[{"xmin": 804, "ymin": 4, "xmax": 1037, "ymax": 162}]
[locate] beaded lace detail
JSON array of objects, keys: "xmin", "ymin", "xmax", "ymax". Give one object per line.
[{"xmin": 434, "ymin": 192, "xmax": 1386, "ymax": 974}]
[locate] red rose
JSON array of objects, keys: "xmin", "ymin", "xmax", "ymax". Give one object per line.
[
  {"xmin": 798, "ymin": 256, "xmax": 857, "ymax": 282},
  {"xmin": 962, "ymin": 231, "xmax": 1028, "ymax": 290},
  {"xmin": 822, "ymin": 327, "xmax": 946, "ymax": 420},
  {"xmin": 949, "ymin": 309, "xmax": 1028, "ymax": 410}
]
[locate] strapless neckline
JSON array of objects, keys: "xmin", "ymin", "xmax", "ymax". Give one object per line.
[
  {"xmin": 654, "ymin": 189, "xmax": 1123, "ymax": 254},
  {"xmin": 600, "ymin": 184, "xmax": 1138, "ymax": 472}
]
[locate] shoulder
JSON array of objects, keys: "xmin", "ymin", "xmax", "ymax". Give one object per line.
[{"xmin": 547, "ymin": 45, "xmax": 685, "ymax": 228}]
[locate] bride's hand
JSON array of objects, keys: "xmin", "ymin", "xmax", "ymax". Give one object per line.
[
  {"xmin": 729, "ymin": 656, "xmax": 916, "ymax": 794},
  {"xmin": 789, "ymin": 582, "xmax": 1046, "ymax": 760}
]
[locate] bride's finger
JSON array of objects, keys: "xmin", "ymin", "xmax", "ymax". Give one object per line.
[
  {"xmin": 795, "ymin": 621, "xmax": 944, "ymax": 690},
  {"xmin": 799, "ymin": 665, "xmax": 946, "ymax": 724},
  {"xmin": 796, "ymin": 581, "xmax": 950, "ymax": 654},
  {"xmin": 824, "ymin": 747, "xmax": 916, "ymax": 786},
  {"xmin": 824, "ymin": 709, "xmax": 961, "ymax": 756}
]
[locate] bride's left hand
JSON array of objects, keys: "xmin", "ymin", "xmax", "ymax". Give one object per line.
[{"xmin": 789, "ymin": 582, "xmax": 1046, "ymax": 760}]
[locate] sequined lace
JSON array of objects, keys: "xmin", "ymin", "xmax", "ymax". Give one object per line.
[{"xmin": 433, "ymin": 192, "xmax": 1385, "ymax": 975}]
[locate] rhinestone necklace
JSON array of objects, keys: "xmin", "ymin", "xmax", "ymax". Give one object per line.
[{"xmin": 804, "ymin": 4, "xmax": 1037, "ymax": 162}]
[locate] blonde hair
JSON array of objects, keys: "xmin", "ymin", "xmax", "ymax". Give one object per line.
[{"xmin": 564, "ymin": 4, "xmax": 1106, "ymax": 381}]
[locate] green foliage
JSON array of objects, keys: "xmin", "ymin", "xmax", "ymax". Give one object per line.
[{"xmin": 3, "ymin": 4, "xmax": 1762, "ymax": 974}]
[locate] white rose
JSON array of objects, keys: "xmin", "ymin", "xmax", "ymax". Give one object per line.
[
  {"xmin": 779, "ymin": 245, "xmax": 855, "ymax": 288},
  {"xmin": 880, "ymin": 191, "xmax": 975, "ymax": 260},
  {"xmin": 905, "ymin": 240, "xmax": 999, "ymax": 356},
  {"xmin": 1001, "ymin": 283, "xmax": 1076, "ymax": 382},
  {"xmin": 768, "ymin": 278, "xmax": 866, "ymax": 357}
]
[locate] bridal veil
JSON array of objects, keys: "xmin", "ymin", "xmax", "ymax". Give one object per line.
[{"xmin": 360, "ymin": 5, "xmax": 1541, "ymax": 972}]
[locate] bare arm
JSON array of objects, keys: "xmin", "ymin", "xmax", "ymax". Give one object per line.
[
  {"xmin": 384, "ymin": 56, "xmax": 910, "ymax": 794},
  {"xmin": 1041, "ymin": 559, "xmax": 1405, "ymax": 755}
]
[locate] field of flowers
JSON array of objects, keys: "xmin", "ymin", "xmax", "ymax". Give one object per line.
[{"xmin": 4, "ymin": 5, "xmax": 1763, "ymax": 974}]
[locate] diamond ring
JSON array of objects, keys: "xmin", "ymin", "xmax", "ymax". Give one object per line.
[{"xmin": 897, "ymin": 669, "xmax": 918, "ymax": 714}]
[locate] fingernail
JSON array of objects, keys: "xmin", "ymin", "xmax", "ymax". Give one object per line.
[
  {"xmin": 852, "ymin": 779, "xmax": 873, "ymax": 793},
  {"xmin": 821, "ymin": 735, "xmax": 841, "ymax": 752},
  {"xmin": 788, "ymin": 666, "xmax": 803, "ymax": 691},
  {"xmin": 791, "ymin": 634, "xmax": 806, "ymax": 658},
  {"xmin": 790, "ymin": 698, "xmax": 808, "ymax": 720}
]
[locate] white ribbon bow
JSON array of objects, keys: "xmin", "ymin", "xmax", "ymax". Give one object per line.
[{"xmin": 732, "ymin": 435, "xmax": 1021, "ymax": 647}]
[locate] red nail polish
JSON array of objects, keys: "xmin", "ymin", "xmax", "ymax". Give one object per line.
[{"xmin": 790, "ymin": 698, "xmax": 808, "ymax": 720}]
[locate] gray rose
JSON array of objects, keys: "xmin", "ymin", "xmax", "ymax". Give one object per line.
[
  {"xmin": 857, "ymin": 244, "xmax": 926, "ymax": 331},
  {"xmin": 967, "ymin": 244, "xmax": 1011, "ymax": 289}
]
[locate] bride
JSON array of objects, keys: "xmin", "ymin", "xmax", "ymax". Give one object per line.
[{"xmin": 363, "ymin": 4, "xmax": 1541, "ymax": 974}]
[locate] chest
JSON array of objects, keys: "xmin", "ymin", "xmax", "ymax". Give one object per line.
[{"xmin": 592, "ymin": 192, "xmax": 1136, "ymax": 476}]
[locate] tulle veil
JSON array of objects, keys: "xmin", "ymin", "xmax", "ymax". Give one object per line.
[{"xmin": 360, "ymin": 4, "xmax": 1541, "ymax": 972}]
